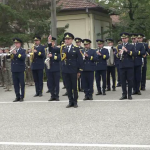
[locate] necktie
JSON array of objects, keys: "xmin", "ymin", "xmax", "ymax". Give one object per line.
[{"xmin": 67, "ymin": 46, "xmax": 70, "ymax": 53}]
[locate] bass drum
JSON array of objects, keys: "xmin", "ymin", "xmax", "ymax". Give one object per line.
[{"xmin": 104, "ymin": 46, "xmax": 114, "ymax": 66}]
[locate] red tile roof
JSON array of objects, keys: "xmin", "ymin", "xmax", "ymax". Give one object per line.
[{"xmin": 57, "ymin": 0, "xmax": 103, "ymax": 10}]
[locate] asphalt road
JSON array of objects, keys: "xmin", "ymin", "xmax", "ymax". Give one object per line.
[{"xmin": 0, "ymin": 81, "xmax": 150, "ymax": 150}]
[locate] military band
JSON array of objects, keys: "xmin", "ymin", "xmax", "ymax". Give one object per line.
[
  {"xmin": 31, "ymin": 36, "xmax": 45, "ymax": 97},
  {"xmin": 115, "ymin": 39, "xmax": 122, "ymax": 87},
  {"xmin": 131, "ymin": 34, "xmax": 145, "ymax": 95},
  {"xmin": 75, "ymin": 38, "xmax": 84, "ymax": 92},
  {"xmin": 95, "ymin": 39, "xmax": 109, "ymax": 95},
  {"xmin": 81, "ymin": 39, "xmax": 97, "ymax": 100},
  {"xmin": 47, "ymin": 36, "xmax": 61, "ymax": 101},
  {"xmin": 117, "ymin": 33, "xmax": 135, "ymax": 100},
  {"xmin": 7, "ymin": 38, "xmax": 26, "ymax": 102},
  {"xmin": 106, "ymin": 39, "xmax": 116, "ymax": 91},
  {"xmin": 0, "ymin": 31, "xmax": 150, "ymax": 108},
  {"xmin": 61, "ymin": 32, "xmax": 83, "ymax": 108}
]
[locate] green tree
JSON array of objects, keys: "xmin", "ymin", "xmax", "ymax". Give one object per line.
[
  {"xmin": 0, "ymin": 0, "xmax": 67, "ymax": 47},
  {"xmin": 96, "ymin": 0, "xmax": 150, "ymax": 41}
]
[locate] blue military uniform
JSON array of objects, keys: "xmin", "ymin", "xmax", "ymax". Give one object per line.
[
  {"xmin": 75, "ymin": 37, "xmax": 83, "ymax": 92},
  {"xmin": 47, "ymin": 41, "xmax": 61, "ymax": 101},
  {"xmin": 8, "ymin": 38, "xmax": 26, "ymax": 102},
  {"xmin": 131, "ymin": 34, "xmax": 145, "ymax": 95},
  {"xmin": 117, "ymin": 33, "xmax": 135, "ymax": 100},
  {"xmin": 60, "ymin": 41, "xmax": 68, "ymax": 96},
  {"xmin": 106, "ymin": 39, "xmax": 116, "ymax": 91},
  {"xmin": 31, "ymin": 36, "xmax": 45, "ymax": 97},
  {"xmin": 62, "ymin": 32, "xmax": 83, "ymax": 108},
  {"xmin": 95, "ymin": 39, "xmax": 109, "ymax": 95},
  {"xmin": 81, "ymin": 39, "xmax": 97, "ymax": 100},
  {"xmin": 115, "ymin": 39, "xmax": 122, "ymax": 87},
  {"xmin": 139, "ymin": 34, "xmax": 150, "ymax": 90},
  {"xmin": 141, "ymin": 43, "xmax": 149, "ymax": 90},
  {"xmin": 59, "ymin": 40, "xmax": 66, "ymax": 90}
]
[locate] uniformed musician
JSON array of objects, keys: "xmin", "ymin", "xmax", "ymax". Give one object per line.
[
  {"xmin": 60, "ymin": 39, "xmax": 66, "ymax": 90},
  {"xmin": 4, "ymin": 47, "xmax": 12, "ymax": 91},
  {"xmin": 75, "ymin": 37, "xmax": 84, "ymax": 92},
  {"xmin": 131, "ymin": 34, "xmax": 145, "ymax": 95},
  {"xmin": 47, "ymin": 35, "xmax": 61, "ymax": 101},
  {"xmin": 115, "ymin": 39, "xmax": 122, "ymax": 87},
  {"xmin": 106, "ymin": 38, "xmax": 116, "ymax": 91},
  {"xmin": 31, "ymin": 36, "xmax": 45, "ymax": 97},
  {"xmin": 81, "ymin": 39, "xmax": 97, "ymax": 100},
  {"xmin": 117, "ymin": 33, "xmax": 135, "ymax": 100},
  {"xmin": 7, "ymin": 38, "xmax": 26, "ymax": 102},
  {"xmin": 137, "ymin": 34, "xmax": 149, "ymax": 91},
  {"xmin": 0, "ymin": 48, "xmax": 5, "ymax": 87},
  {"xmin": 60, "ymin": 39, "xmax": 68, "ymax": 96},
  {"xmin": 61, "ymin": 32, "xmax": 83, "ymax": 108},
  {"xmin": 95, "ymin": 39, "xmax": 109, "ymax": 95}
]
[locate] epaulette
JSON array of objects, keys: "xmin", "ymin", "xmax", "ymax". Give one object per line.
[{"xmin": 74, "ymin": 45, "xmax": 78, "ymax": 47}]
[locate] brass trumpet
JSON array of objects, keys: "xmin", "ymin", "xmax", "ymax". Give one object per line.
[
  {"xmin": 29, "ymin": 43, "xmax": 35, "ymax": 63},
  {"xmin": 44, "ymin": 47, "xmax": 50, "ymax": 69}
]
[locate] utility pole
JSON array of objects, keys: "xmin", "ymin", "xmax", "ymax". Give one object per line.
[
  {"xmin": 3, "ymin": 0, "xmax": 6, "ymax": 4},
  {"xmin": 51, "ymin": 0, "xmax": 57, "ymax": 45}
]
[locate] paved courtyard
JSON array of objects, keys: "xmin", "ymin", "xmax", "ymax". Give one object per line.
[{"xmin": 0, "ymin": 81, "xmax": 150, "ymax": 150}]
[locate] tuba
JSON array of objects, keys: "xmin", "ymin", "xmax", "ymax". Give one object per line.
[
  {"xmin": 44, "ymin": 47, "xmax": 50, "ymax": 69},
  {"xmin": 104, "ymin": 46, "xmax": 114, "ymax": 65},
  {"xmin": 29, "ymin": 43, "xmax": 35, "ymax": 63}
]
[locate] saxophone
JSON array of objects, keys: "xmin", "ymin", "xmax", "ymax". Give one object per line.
[
  {"xmin": 44, "ymin": 47, "xmax": 50, "ymax": 69},
  {"xmin": 29, "ymin": 43, "xmax": 35, "ymax": 63}
]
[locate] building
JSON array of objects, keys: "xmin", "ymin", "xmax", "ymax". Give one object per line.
[{"xmin": 57, "ymin": 0, "xmax": 112, "ymax": 48}]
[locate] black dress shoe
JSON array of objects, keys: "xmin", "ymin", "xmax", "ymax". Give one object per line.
[
  {"xmin": 62, "ymin": 92, "xmax": 68, "ymax": 96},
  {"xmin": 103, "ymin": 92, "xmax": 106, "ymax": 95},
  {"xmin": 96, "ymin": 91, "xmax": 102, "ymax": 95},
  {"xmin": 46, "ymin": 90, "xmax": 50, "ymax": 93},
  {"xmin": 34, "ymin": 94, "xmax": 39, "ymax": 97},
  {"xmin": 20, "ymin": 98, "xmax": 24, "ymax": 102},
  {"xmin": 74, "ymin": 104, "xmax": 78, "ymax": 108},
  {"xmin": 128, "ymin": 96, "xmax": 132, "ymax": 100},
  {"xmin": 137, "ymin": 91, "xmax": 141, "ymax": 95},
  {"xmin": 88, "ymin": 97, "xmax": 93, "ymax": 100},
  {"xmin": 116, "ymin": 84, "xmax": 121, "ymax": 87},
  {"xmin": 66, "ymin": 104, "xmax": 73, "ymax": 108},
  {"xmin": 13, "ymin": 98, "xmax": 20, "ymax": 102},
  {"xmin": 107, "ymin": 88, "xmax": 111, "ymax": 91},
  {"xmin": 112, "ymin": 88, "xmax": 116, "ymax": 91},
  {"xmin": 132, "ymin": 91, "xmax": 137, "ymax": 95},
  {"xmin": 119, "ymin": 96, "xmax": 127, "ymax": 100},
  {"xmin": 48, "ymin": 98, "xmax": 55, "ymax": 101},
  {"xmin": 39, "ymin": 93, "xmax": 43, "ymax": 97},
  {"xmin": 55, "ymin": 98, "xmax": 60, "ymax": 101},
  {"xmin": 83, "ymin": 97, "xmax": 89, "ymax": 100},
  {"xmin": 141, "ymin": 87, "xmax": 145, "ymax": 91}
]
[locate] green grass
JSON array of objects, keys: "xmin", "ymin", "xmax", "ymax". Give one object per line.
[{"xmin": 146, "ymin": 56, "xmax": 150, "ymax": 80}]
